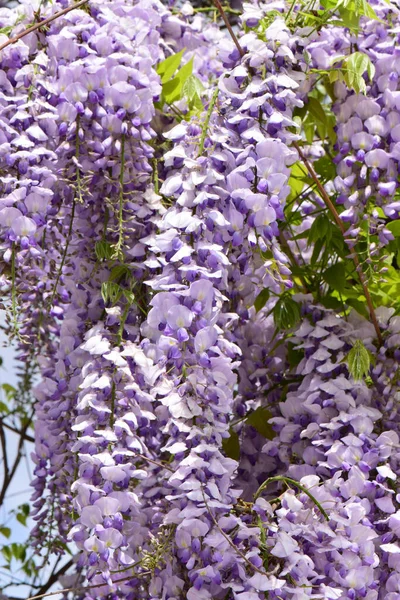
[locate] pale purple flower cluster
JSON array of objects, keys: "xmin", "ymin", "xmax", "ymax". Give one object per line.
[
  {"xmin": 308, "ymin": 1, "xmax": 400, "ymax": 246},
  {"xmin": 242, "ymin": 301, "xmax": 400, "ymax": 599},
  {"xmin": 1, "ymin": 0, "xmax": 400, "ymax": 599}
]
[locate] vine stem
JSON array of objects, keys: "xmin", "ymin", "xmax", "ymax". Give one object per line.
[
  {"xmin": 11, "ymin": 242, "xmax": 18, "ymax": 336},
  {"xmin": 212, "ymin": 0, "xmax": 245, "ymax": 58},
  {"xmin": 0, "ymin": 0, "xmax": 89, "ymax": 53},
  {"xmin": 200, "ymin": 488, "xmax": 268, "ymax": 576},
  {"xmin": 293, "ymin": 141, "xmax": 383, "ymax": 345},
  {"xmin": 254, "ymin": 475, "xmax": 329, "ymax": 521},
  {"xmin": 198, "ymin": 86, "xmax": 219, "ymax": 156},
  {"xmin": 135, "ymin": 452, "xmax": 174, "ymax": 473},
  {"xmin": 26, "ymin": 572, "xmax": 152, "ymax": 600},
  {"xmin": 113, "ymin": 133, "xmax": 126, "ymax": 259},
  {"xmin": 191, "ymin": 6, "xmax": 241, "ymax": 14},
  {"xmin": 48, "ymin": 115, "xmax": 82, "ymax": 311}
]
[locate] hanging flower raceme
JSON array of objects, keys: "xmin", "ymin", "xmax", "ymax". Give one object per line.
[
  {"xmin": 20, "ymin": 0, "xmax": 236, "ymax": 595},
  {"xmin": 306, "ymin": 0, "xmax": 400, "ymax": 252},
  {"xmin": 241, "ymin": 300, "xmax": 400, "ymax": 599},
  {"xmin": 3, "ymin": 0, "xmax": 400, "ymax": 599},
  {"xmin": 130, "ymin": 6, "xmax": 320, "ymax": 599}
]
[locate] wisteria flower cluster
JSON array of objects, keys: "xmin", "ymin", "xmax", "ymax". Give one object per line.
[{"xmin": 2, "ymin": 0, "xmax": 400, "ymax": 599}]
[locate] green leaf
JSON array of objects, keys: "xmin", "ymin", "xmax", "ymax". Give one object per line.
[
  {"xmin": 273, "ymin": 294, "xmax": 301, "ymax": 331},
  {"xmin": 156, "ymin": 48, "xmax": 185, "ymax": 83},
  {"xmin": 307, "ymin": 97, "xmax": 327, "ymax": 125},
  {"xmin": 387, "ymin": 221, "xmax": 400, "ymax": 237},
  {"xmin": 11, "ymin": 543, "xmax": 26, "ymax": 562},
  {"xmin": 345, "ymin": 298, "xmax": 369, "ymax": 317},
  {"xmin": 0, "ymin": 527, "xmax": 11, "ymax": 539},
  {"xmin": 95, "ymin": 241, "xmax": 113, "ymax": 261},
  {"xmin": 16, "ymin": 513, "xmax": 27, "ymax": 527},
  {"xmin": 2, "ymin": 384, "xmax": 16, "ymax": 399},
  {"xmin": 222, "ymin": 429, "xmax": 240, "ymax": 460},
  {"xmin": 343, "ymin": 52, "xmax": 375, "ymax": 94},
  {"xmin": 101, "ymin": 281, "xmax": 122, "ymax": 305},
  {"xmin": 308, "ymin": 213, "xmax": 332, "ymax": 245},
  {"xmin": 287, "ymin": 343, "xmax": 304, "ymax": 369},
  {"xmin": 109, "ymin": 264, "xmax": 130, "ymax": 282},
  {"xmin": 323, "ymin": 262, "xmax": 347, "ymax": 292},
  {"xmin": 123, "ymin": 290, "xmax": 135, "ymax": 305},
  {"xmin": 303, "ymin": 115, "xmax": 315, "ymax": 144},
  {"xmin": 246, "ymin": 407, "xmax": 274, "ymax": 439},
  {"xmin": 320, "ymin": 0, "xmax": 379, "ymax": 29},
  {"xmin": 313, "ymin": 156, "xmax": 336, "ymax": 181},
  {"xmin": 254, "ymin": 288, "xmax": 270, "ymax": 313},
  {"xmin": 346, "ymin": 339, "xmax": 371, "ymax": 381},
  {"xmin": 182, "ymin": 75, "xmax": 204, "ymax": 104},
  {"xmin": 288, "ymin": 162, "xmax": 311, "ymax": 201},
  {"xmin": 2, "ymin": 546, "xmax": 12, "ymax": 562},
  {"xmin": 320, "ymin": 295, "xmax": 343, "ymax": 311},
  {"xmin": 311, "ymin": 237, "xmax": 324, "ymax": 266},
  {"xmin": 163, "ymin": 58, "xmax": 194, "ymax": 105}
]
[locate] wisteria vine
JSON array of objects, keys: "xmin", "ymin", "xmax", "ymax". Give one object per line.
[{"xmin": 1, "ymin": 0, "xmax": 400, "ymax": 599}]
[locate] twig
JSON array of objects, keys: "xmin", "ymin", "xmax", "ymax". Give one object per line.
[
  {"xmin": 201, "ymin": 487, "xmax": 267, "ymax": 576},
  {"xmin": 254, "ymin": 475, "xmax": 329, "ymax": 521},
  {"xmin": 0, "ymin": 409, "xmax": 34, "ymax": 506},
  {"xmin": 49, "ymin": 113, "xmax": 82, "ymax": 311},
  {"xmin": 26, "ymin": 571, "xmax": 151, "ymax": 600},
  {"xmin": 293, "ymin": 142, "xmax": 383, "ymax": 345},
  {"xmin": 192, "ymin": 6, "xmax": 241, "ymax": 14},
  {"xmin": 0, "ymin": 419, "xmax": 35, "ymax": 443},
  {"xmin": 135, "ymin": 452, "xmax": 174, "ymax": 473},
  {"xmin": 198, "ymin": 86, "xmax": 219, "ymax": 156},
  {"xmin": 0, "ymin": 423, "xmax": 8, "ymax": 483},
  {"xmin": 212, "ymin": 0, "xmax": 245, "ymax": 57},
  {"xmin": 32, "ymin": 558, "xmax": 74, "ymax": 600},
  {"xmin": 0, "ymin": 0, "xmax": 89, "ymax": 53}
]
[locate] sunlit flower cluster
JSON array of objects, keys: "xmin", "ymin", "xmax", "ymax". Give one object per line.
[{"xmin": 1, "ymin": 0, "xmax": 400, "ymax": 599}]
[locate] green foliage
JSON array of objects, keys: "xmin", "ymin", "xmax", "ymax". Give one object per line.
[
  {"xmin": 287, "ymin": 162, "xmax": 311, "ymax": 202},
  {"xmin": 273, "ymin": 293, "xmax": 301, "ymax": 331},
  {"xmin": 287, "ymin": 343, "xmax": 304, "ymax": 369},
  {"xmin": 2, "ymin": 542, "xmax": 26, "ymax": 564},
  {"xmin": 101, "ymin": 281, "xmax": 123, "ymax": 305},
  {"xmin": 163, "ymin": 57, "xmax": 194, "ymax": 105},
  {"xmin": 323, "ymin": 262, "xmax": 347, "ymax": 292},
  {"xmin": 157, "ymin": 48, "xmax": 185, "ymax": 83},
  {"xmin": 156, "ymin": 50, "xmax": 205, "ymax": 117},
  {"xmin": 302, "ymin": 97, "xmax": 336, "ymax": 143},
  {"xmin": 308, "ymin": 214, "xmax": 334, "ymax": 246},
  {"xmin": 387, "ymin": 221, "xmax": 400, "ymax": 237},
  {"xmin": 0, "ymin": 527, "xmax": 10, "ymax": 539},
  {"xmin": 16, "ymin": 504, "xmax": 30, "ymax": 527},
  {"xmin": 0, "ymin": 383, "xmax": 17, "ymax": 414},
  {"xmin": 109, "ymin": 264, "xmax": 130, "ymax": 282},
  {"xmin": 345, "ymin": 339, "xmax": 372, "ymax": 381},
  {"xmin": 222, "ymin": 407, "xmax": 274, "ymax": 460},
  {"xmin": 182, "ymin": 74, "xmax": 205, "ymax": 110},
  {"xmin": 321, "ymin": 0, "xmax": 378, "ymax": 29},
  {"xmin": 246, "ymin": 407, "xmax": 274, "ymax": 439},
  {"xmin": 329, "ymin": 51, "xmax": 375, "ymax": 94},
  {"xmin": 254, "ymin": 288, "xmax": 270, "ymax": 313},
  {"xmin": 313, "ymin": 156, "xmax": 336, "ymax": 181},
  {"xmin": 95, "ymin": 240, "xmax": 113, "ymax": 261},
  {"xmin": 222, "ymin": 429, "xmax": 240, "ymax": 460}
]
